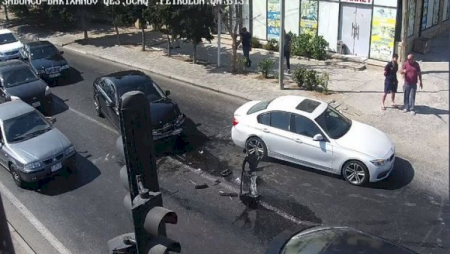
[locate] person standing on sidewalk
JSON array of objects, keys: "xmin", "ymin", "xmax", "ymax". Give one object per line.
[
  {"xmin": 284, "ymin": 30, "xmax": 292, "ymax": 74},
  {"xmin": 381, "ymin": 53, "xmax": 399, "ymax": 110},
  {"xmin": 240, "ymin": 27, "xmax": 252, "ymax": 67},
  {"xmin": 400, "ymin": 53, "xmax": 423, "ymax": 115}
]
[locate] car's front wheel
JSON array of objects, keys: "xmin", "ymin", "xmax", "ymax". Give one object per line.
[
  {"xmin": 245, "ymin": 137, "xmax": 267, "ymax": 160},
  {"xmin": 10, "ymin": 164, "xmax": 26, "ymax": 188},
  {"xmin": 94, "ymin": 94, "xmax": 104, "ymax": 117},
  {"xmin": 342, "ymin": 160, "xmax": 369, "ymax": 186}
]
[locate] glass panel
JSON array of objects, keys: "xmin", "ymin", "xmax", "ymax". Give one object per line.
[
  {"xmin": 300, "ymin": 0, "xmax": 318, "ymax": 35},
  {"xmin": 407, "ymin": 0, "xmax": 416, "ymax": 37}
]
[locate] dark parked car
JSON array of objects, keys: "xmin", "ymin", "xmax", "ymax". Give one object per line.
[
  {"xmin": 93, "ymin": 70, "xmax": 186, "ymax": 140},
  {"xmin": 19, "ymin": 41, "xmax": 70, "ymax": 85},
  {"xmin": 0, "ymin": 60, "xmax": 51, "ymax": 114}
]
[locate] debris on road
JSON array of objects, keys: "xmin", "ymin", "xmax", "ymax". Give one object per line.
[
  {"xmin": 221, "ymin": 169, "xmax": 232, "ymax": 177},
  {"xmin": 189, "ymin": 180, "xmax": 208, "ymax": 189},
  {"xmin": 219, "ymin": 191, "xmax": 238, "ymax": 197},
  {"xmin": 199, "ymin": 150, "xmax": 204, "ymax": 154},
  {"xmin": 213, "ymin": 179, "xmax": 221, "ymax": 186}
]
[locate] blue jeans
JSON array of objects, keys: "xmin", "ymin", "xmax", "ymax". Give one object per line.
[{"xmin": 403, "ymin": 83, "xmax": 417, "ymax": 110}]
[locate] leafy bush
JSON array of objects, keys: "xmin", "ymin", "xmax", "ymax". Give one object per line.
[
  {"xmin": 258, "ymin": 58, "xmax": 275, "ymax": 78},
  {"xmin": 292, "ymin": 67, "xmax": 329, "ymax": 92},
  {"xmin": 251, "ymin": 37, "xmax": 261, "ymax": 48},
  {"xmin": 304, "ymin": 69, "xmax": 318, "ymax": 91},
  {"xmin": 264, "ymin": 39, "xmax": 279, "ymax": 51},
  {"xmin": 310, "ymin": 36, "xmax": 329, "ymax": 60},
  {"xmin": 237, "ymin": 55, "xmax": 248, "ymax": 74},
  {"xmin": 290, "ymin": 34, "xmax": 329, "ymax": 60},
  {"xmin": 317, "ymin": 72, "xmax": 330, "ymax": 94},
  {"xmin": 292, "ymin": 68, "xmax": 308, "ymax": 87}
]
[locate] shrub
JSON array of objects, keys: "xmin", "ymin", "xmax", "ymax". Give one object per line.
[
  {"xmin": 290, "ymin": 34, "xmax": 329, "ymax": 60},
  {"xmin": 304, "ymin": 69, "xmax": 318, "ymax": 91},
  {"xmin": 264, "ymin": 39, "xmax": 279, "ymax": 51},
  {"xmin": 251, "ymin": 37, "xmax": 261, "ymax": 48},
  {"xmin": 292, "ymin": 67, "xmax": 308, "ymax": 87},
  {"xmin": 258, "ymin": 58, "xmax": 275, "ymax": 78},
  {"xmin": 236, "ymin": 55, "xmax": 248, "ymax": 74},
  {"xmin": 317, "ymin": 72, "xmax": 330, "ymax": 94},
  {"xmin": 310, "ymin": 36, "xmax": 329, "ymax": 60}
]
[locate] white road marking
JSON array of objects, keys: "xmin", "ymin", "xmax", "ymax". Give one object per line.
[
  {"xmin": 0, "ymin": 181, "xmax": 71, "ymax": 254},
  {"xmin": 66, "ymin": 106, "xmax": 314, "ymax": 226}
]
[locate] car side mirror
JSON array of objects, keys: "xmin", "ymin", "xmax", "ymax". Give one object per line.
[
  {"xmin": 165, "ymin": 90, "xmax": 170, "ymax": 96},
  {"xmin": 46, "ymin": 117, "xmax": 56, "ymax": 124},
  {"xmin": 313, "ymin": 134, "xmax": 323, "ymax": 141},
  {"xmin": 60, "ymin": 50, "xmax": 64, "ymax": 54}
]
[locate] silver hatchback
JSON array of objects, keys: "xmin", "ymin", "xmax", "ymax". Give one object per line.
[{"xmin": 0, "ymin": 100, "xmax": 76, "ymax": 188}]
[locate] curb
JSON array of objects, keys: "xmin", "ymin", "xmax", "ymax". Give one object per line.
[{"xmin": 8, "ymin": 221, "xmax": 36, "ymax": 254}]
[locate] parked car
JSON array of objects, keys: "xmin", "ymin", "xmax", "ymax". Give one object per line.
[
  {"xmin": 266, "ymin": 225, "xmax": 417, "ymax": 254},
  {"xmin": 231, "ymin": 95, "xmax": 395, "ymax": 186},
  {"xmin": 0, "ymin": 60, "xmax": 52, "ymax": 114},
  {"xmin": 19, "ymin": 41, "xmax": 70, "ymax": 85},
  {"xmin": 0, "ymin": 29, "xmax": 23, "ymax": 61},
  {"xmin": 93, "ymin": 70, "xmax": 186, "ymax": 140},
  {"xmin": 0, "ymin": 100, "xmax": 76, "ymax": 188}
]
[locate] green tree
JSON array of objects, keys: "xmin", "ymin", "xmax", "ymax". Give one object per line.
[
  {"xmin": 219, "ymin": 3, "xmax": 243, "ymax": 73},
  {"xmin": 146, "ymin": 2, "xmax": 179, "ymax": 56},
  {"xmin": 128, "ymin": 5, "xmax": 149, "ymax": 51},
  {"xmin": 104, "ymin": 2, "xmax": 135, "ymax": 45}
]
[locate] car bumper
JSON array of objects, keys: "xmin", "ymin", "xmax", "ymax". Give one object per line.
[
  {"xmin": 39, "ymin": 68, "xmax": 70, "ymax": 81},
  {"xmin": 153, "ymin": 114, "xmax": 186, "ymax": 141},
  {"xmin": 18, "ymin": 153, "xmax": 77, "ymax": 182},
  {"xmin": 231, "ymin": 126, "xmax": 247, "ymax": 148},
  {"xmin": 368, "ymin": 156, "xmax": 395, "ymax": 182},
  {"xmin": 0, "ymin": 53, "xmax": 20, "ymax": 61}
]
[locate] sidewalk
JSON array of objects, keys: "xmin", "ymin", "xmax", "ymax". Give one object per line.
[{"xmin": 7, "ymin": 222, "xmax": 36, "ymax": 254}]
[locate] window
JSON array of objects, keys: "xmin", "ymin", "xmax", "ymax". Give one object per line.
[
  {"xmin": 296, "ymin": 99, "xmax": 321, "ymax": 113},
  {"xmin": 116, "ymin": 82, "xmax": 165, "ymax": 103},
  {"xmin": 315, "ymin": 106, "xmax": 352, "ymax": 139},
  {"xmin": 30, "ymin": 45, "xmax": 59, "ymax": 59},
  {"xmin": 1, "ymin": 67, "xmax": 39, "ymax": 88},
  {"xmin": 257, "ymin": 113, "xmax": 270, "ymax": 125},
  {"xmin": 247, "ymin": 99, "xmax": 274, "ymax": 115},
  {"xmin": 0, "ymin": 33, "xmax": 18, "ymax": 45},
  {"xmin": 270, "ymin": 111, "xmax": 291, "ymax": 131},
  {"xmin": 421, "ymin": 0, "xmax": 441, "ymax": 30},
  {"xmin": 3, "ymin": 111, "xmax": 51, "ymax": 143},
  {"xmin": 292, "ymin": 114, "xmax": 322, "ymax": 138},
  {"xmin": 101, "ymin": 81, "xmax": 115, "ymax": 101},
  {"xmin": 407, "ymin": 0, "xmax": 416, "ymax": 37}
]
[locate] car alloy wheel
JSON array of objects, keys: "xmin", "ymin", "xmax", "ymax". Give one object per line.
[
  {"xmin": 245, "ymin": 137, "xmax": 267, "ymax": 160},
  {"xmin": 343, "ymin": 161, "xmax": 369, "ymax": 186},
  {"xmin": 94, "ymin": 95, "xmax": 104, "ymax": 117},
  {"xmin": 10, "ymin": 164, "xmax": 25, "ymax": 188}
]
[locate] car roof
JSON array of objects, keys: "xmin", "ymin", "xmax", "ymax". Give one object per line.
[
  {"xmin": 266, "ymin": 95, "xmax": 328, "ymax": 119},
  {"xmin": 25, "ymin": 41, "xmax": 53, "ymax": 47},
  {"xmin": 103, "ymin": 70, "xmax": 153, "ymax": 87},
  {"xmin": 0, "ymin": 60, "xmax": 29, "ymax": 72},
  {"xmin": 0, "ymin": 100, "xmax": 35, "ymax": 121},
  {"xmin": 0, "ymin": 29, "xmax": 13, "ymax": 35}
]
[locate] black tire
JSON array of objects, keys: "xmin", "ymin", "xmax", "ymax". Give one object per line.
[
  {"xmin": 245, "ymin": 136, "xmax": 268, "ymax": 160},
  {"xmin": 10, "ymin": 164, "xmax": 26, "ymax": 188},
  {"xmin": 94, "ymin": 94, "xmax": 104, "ymax": 117},
  {"xmin": 342, "ymin": 160, "xmax": 370, "ymax": 186}
]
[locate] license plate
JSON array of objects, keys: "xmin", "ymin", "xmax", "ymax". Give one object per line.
[
  {"xmin": 49, "ymin": 73, "xmax": 60, "ymax": 78},
  {"xmin": 32, "ymin": 101, "xmax": 41, "ymax": 107},
  {"xmin": 51, "ymin": 162, "xmax": 62, "ymax": 172}
]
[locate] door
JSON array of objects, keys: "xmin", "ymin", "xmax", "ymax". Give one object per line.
[
  {"xmin": 98, "ymin": 80, "xmax": 118, "ymax": 129},
  {"xmin": 339, "ymin": 4, "xmax": 372, "ymax": 58},
  {"xmin": 256, "ymin": 111, "xmax": 294, "ymax": 160},
  {"xmin": 0, "ymin": 126, "xmax": 8, "ymax": 168},
  {"xmin": 290, "ymin": 114, "xmax": 333, "ymax": 171}
]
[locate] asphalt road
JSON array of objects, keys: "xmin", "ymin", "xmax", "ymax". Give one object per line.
[{"xmin": 0, "ymin": 48, "xmax": 448, "ymax": 254}]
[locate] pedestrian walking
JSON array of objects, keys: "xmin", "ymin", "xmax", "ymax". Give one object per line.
[
  {"xmin": 400, "ymin": 54, "xmax": 423, "ymax": 115},
  {"xmin": 284, "ymin": 30, "xmax": 292, "ymax": 74},
  {"xmin": 381, "ymin": 53, "xmax": 399, "ymax": 110},
  {"xmin": 240, "ymin": 27, "xmax": 252, "ymax": 67}
]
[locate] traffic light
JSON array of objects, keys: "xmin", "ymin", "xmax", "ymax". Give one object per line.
[{"xmin": 108, "ymin": 91, "xmax": 181, "ymax": 254}]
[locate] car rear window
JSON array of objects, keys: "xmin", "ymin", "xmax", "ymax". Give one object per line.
[{"xmin": 247, "ymin": 99, "xmax": 274, "ymax": 115}]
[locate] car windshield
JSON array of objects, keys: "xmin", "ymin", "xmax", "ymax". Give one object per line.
[
  {"xmin": 0, "ymin": 33, "xmax": 18, "ymax": 45},
  {"xmin": 116, "ymin": 82, "xmax": 165, "ymax": 102},
  {"xmin": 315, "ymin": 106, "xmax": 352, "ymax": 139},
  {"xmin": 1, "ymin": 67, "xmax": 39, "ymax": 88},
  {"xmin": 3, "ymin": 111, "xmax": 51, "ymax": 143},
  {"xmin": 30, "ymin": 45, "xmax": 59, "ymax": 59}
]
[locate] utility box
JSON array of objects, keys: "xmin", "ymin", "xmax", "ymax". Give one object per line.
[{"xmin": 413, "ymin": 37, "xmax": 431, "ymax": 54}]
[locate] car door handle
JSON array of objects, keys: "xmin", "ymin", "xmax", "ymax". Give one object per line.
[
  {"xmin": 294, "ymin": 138, "xmax": 303, "ymax": 143},
  {"xmin": 262, "ymin": 128, "xmax": 270, "ymax": 133}
]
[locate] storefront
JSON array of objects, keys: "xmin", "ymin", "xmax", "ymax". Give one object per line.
[{"xmin": 246, "ymin": 0, "xmax": 449, "ymax": 61}]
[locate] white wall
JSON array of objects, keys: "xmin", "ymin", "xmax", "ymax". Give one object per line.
[
  {"xmin": 285, "ymin": 0, "xmax": 300, "ymax": 35},
  {"xmin": 318, "ymin": 1, "xmax": 339, "ymax": 51},
  {"xmin": 242, "ymin": 0, "xmax": 251, "ymax": 30},
  {"xmin": 374, "ymin": 0, "xmax": 397, "ymax": 7},
  {"xmin": 252, "ymin": 0, "xmax": 267, "ymax": 40}
]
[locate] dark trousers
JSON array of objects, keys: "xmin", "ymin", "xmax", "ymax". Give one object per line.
[
  {"xmin": 243, "ymin": 46, "xmax": 251, "ymax": 66},
  {"xmin": 284, "ymin": 51, "xmax": 290, "ymax": 70},
  {"xmin": 403, "ymin": 83, "xmax": 417, "ymax": 110}
]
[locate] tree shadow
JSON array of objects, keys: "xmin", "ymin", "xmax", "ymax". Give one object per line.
[
  {"xmin": 44, "ymin": 94, "xmax": 69, "ymax": 117},
  {"xmin": 33, "ymin": 153, "xmax": 101, "ymax": 196},
  {"xmin": 414, "ymin": 105, "xmax": 449, "ymax": 115}
]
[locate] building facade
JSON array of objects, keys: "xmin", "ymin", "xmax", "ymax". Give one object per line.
[{"xmin": 242, "ymin": 0, "xmax": 449, "ymax": 61}]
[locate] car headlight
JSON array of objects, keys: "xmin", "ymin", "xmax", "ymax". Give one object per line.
[
  {"xmin": 60, "ymin": 64, "xmax": 69, "ymax": 70},
  {"xmin": 175, "ymin": 114, "xmax": 185, "ymax": 126},
  {"xmin": 65, "ymin": 146, "xmax": 75, "ymax": 155},
  {"xmin": 23, "ymin": 162, "xmax": 42, "ymax": 171},
  {"xmin": 45, "ymin": 86, "xmax": 50, "ymax": 96},
  {"xmin": 370, "ymin": 159, "xmax": 387, "ymax": 166},
  {"xmin": 10, "ymin": 95, "xmax": 20, "ymax": 101},
  {"xmin": 36, "ymin": 69, "xmax": 45, "ymax": 74}
]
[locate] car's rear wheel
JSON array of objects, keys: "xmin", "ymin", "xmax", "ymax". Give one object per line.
[
  {"xmin": 245, "ymin": 137, "xmax": 267, "ymax": 160},
  {"xmin": 10, "ymin": 164, "xmax": 26, "ymax": 188},
  {"xmin": 342, "ymin": 160, "xmax": 369, "ymax": 186},
  {"xmin": 94, "ymin": 94, "xmax": 104, "ymax": 117}
]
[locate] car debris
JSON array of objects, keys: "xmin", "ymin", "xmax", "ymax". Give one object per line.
[
  {"xmin": 220, "ymin": 169, "xmax": 232, "ymax": 177},
  {"xmin": 189, "ymin": 180, "xmax": 208, "ymax": 189},
  {"xmin": 219, "ymin": 191, "xmax": 238, "ymax": 197}
]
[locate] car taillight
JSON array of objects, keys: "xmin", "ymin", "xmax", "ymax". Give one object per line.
[{"xmin": 233, "ymin": 118, "xmax": 239, "ymax": 126}]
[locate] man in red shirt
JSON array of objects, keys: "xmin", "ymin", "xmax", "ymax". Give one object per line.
[{"xmin": 400, "ymin": 54, "xmax": 423, "ymax": 115}]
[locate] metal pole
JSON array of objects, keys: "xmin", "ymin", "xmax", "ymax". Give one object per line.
[
  {"xmin": 278, "ymin": 0, "xmax": 285, "ymax": 90},
  {"xmin": 400, "ymin": 0, "xmax": 408, "ymax": 63},
  {"xmin": 218, "ymin": 7, "xmax": 222, "ymax": 67}
]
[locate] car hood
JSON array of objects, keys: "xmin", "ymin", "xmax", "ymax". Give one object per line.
[
  {"xmin": 334, "ymin": 120, "xmax": 393, "ymax": 159},
  {"xmin": 9, "ymin": 128, "xmax": 71, "ymax": 164},
  {"xmin": 30, "ymin": 54, "xmax": 67, "ymax": 70},
  {"xmin": 5, "ymin": 80, "xmax": 47, "ymax": 98},
  {"xmin": 0, "ymin": 41, "xmax": 22, "ymax": 53},
  {"xmin": 149, "ymin": 98, "xmax": 180, "ymax": 129}
]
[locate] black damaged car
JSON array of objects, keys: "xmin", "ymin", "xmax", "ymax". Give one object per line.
[
  {"xmin": 93, "ymin": 70, "xmax": 186, "ymax": 140},
  {"xmin": 19, "ymin": 41, "xmax": 70, "ymax": 86}
]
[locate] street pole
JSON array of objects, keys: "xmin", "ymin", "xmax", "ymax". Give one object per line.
[
  {"xmin": 218, "ymin": 7, "xmax": 222, "ymax": 67},
  {"xmin": 400, "ymin": 0, "xmax": 408, "ymax": 63},
  {"xmin": 278, "ymin": 0, "xmax": 285, "ymax": 90}
]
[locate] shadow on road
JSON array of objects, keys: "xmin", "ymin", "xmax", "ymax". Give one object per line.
[
  {"xmin": 35, "ymin": 153, "xmax": 101, "ymax": 196},
  {"xmin": 366, "ymin": 156, "xmax": 415, "ymax": 190},
  {"xmin": 44, "ymin": 94, "xmax": 69, "ymax": 117},
  {"xmin": 58, "ymin": 67, "xmax": 84, "ymax": 86}
]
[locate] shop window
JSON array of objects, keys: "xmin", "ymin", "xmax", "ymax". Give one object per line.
[
  {"xmin": 267, "ymin": 0, "xmax": 281, "ymax": 39},
  {"xmin": 421, "ymin": 0, "xmax": 441, "ymax": 30},
  {"xmin": 300, "ymin": 0, "xmax": 318, "ymax": 35},
  {"xmin": 407, "ymin": 0, "xmax": 416, "ymax": 37}
]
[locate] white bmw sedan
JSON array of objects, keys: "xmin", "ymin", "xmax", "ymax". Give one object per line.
[{"xmin": 231, "ymin": 95, "xmax": 395, "ymax": 186}]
